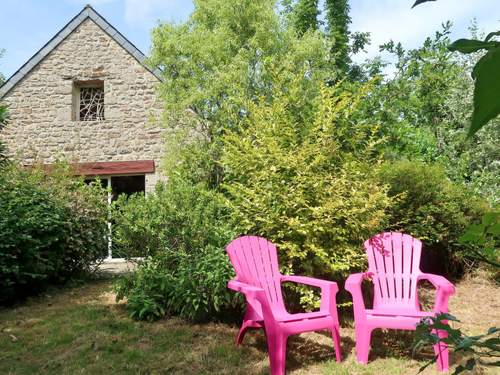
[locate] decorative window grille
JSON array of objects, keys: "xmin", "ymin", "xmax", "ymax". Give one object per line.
[{"xmin": 79, "ymin": 86, "xmax": 104, "ymax": 121}]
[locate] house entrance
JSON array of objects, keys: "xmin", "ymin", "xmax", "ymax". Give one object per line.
[{"xmin": 85, "ymin": 174, "xmax": 146, "ymax": 259}]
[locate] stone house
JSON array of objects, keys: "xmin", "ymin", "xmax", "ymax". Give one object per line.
[{"xmin": 0, "ymin": 5, "xmax": 165, "ymax": 200}]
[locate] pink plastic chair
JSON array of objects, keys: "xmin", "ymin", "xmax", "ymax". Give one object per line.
[
  {"xmin": 345, "ymin": 232, "xmax": 455, "ymax": 372},
  {"xmin": 226, "ymin": 235, "xmax": 342, "ymax": 375}
]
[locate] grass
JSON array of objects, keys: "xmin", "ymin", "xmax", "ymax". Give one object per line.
[{"xmin": 0, "ymin": 272, "xmax": 498, "ymax": 375}]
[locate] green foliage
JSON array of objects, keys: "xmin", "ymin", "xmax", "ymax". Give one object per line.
[
  {"xmin": 113, "ymin": 176, "xmax": 240, "ymax": 321},
  {"xmin": 449, "ymin": 34, "xmax": 500, "ymax": 136},
  {"xmin": 325, "ymin": 0, "xmax": 351, "ymax": 72},
  {"xmin": 458, "ymin": 211, "xmax": 500, "ymax": 268},
  {"xmin": 150, "ymin": 0, "xmax": 332, "ymax": 185},
  {"xmin": 290, "ymin": 0, "xmax": 319, "ymax": 35},
  {"xmin": 222, "ymin": 81, "xmax": 391, "ymax": 283},
  {"xmin": 364, "ymin": 23, "xmax": 499, "ymax": 204},
  {"xmin": 0, "ymin": 164, "xmax": 108, "ymax": 304},
  {"xmin": 378, "ymin": 160, "xmax": 487, "ymax": 273},
  {"xmin": 414, "ymin": 313, "xmax": 500, "ymax": 374},
  {"xmin": 139, "ymin": 0, "xmax": 494, "ymax": 319},
  {"xmin": 112, "ymin": 177, "xmax": 234, "ymax": 260},
  {"xmin": 373, "ymin": 24, "xmax": 462, "ymax": 161},
  {"xmin": 413, "ymin": 0, "xmax": 500, "ymax": 136},
  {"xmin": 412, "ymin": 211, "xmax": 499, "ymax": 375}
]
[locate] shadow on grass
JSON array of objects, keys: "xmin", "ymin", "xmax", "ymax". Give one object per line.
[{"xmin": 224, "ymin": 326, "xmax": 355, "ymax": 373}]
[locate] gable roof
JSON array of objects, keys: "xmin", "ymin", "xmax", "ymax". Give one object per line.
[{"xmin": 0, "ymin": 4, "xmax": 162, "ymax": 98}]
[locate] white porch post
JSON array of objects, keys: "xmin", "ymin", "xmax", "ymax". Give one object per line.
[{"xmin": 107, "ymin": 176, "xmax": 112, "ymax": 259}]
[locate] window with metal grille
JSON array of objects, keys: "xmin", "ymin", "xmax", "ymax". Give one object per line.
[
  {"xmin": 79, "ymin": 87, "xmax": 104, "ymax": 121},
  {"xmin": 72, "ymin": 81, "xmax": 105, "ymax": 121}
]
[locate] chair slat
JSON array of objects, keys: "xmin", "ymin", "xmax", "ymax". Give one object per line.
[{"xmin": 392, "ymin": 232, "xmax": 403, "ymax": 301}]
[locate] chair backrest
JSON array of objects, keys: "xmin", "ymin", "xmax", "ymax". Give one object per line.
[
  {"xmin": 365, "ymin": 232, "xmax": 422, "ymax": 310},
  {"xmin": 226, "ymin": 236, "xmax": 284, "ymax": 308}
]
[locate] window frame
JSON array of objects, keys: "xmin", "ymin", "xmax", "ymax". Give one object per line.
[{"xmin": 72, "ymin": 80, "xmax": 105, "ymax": 121}]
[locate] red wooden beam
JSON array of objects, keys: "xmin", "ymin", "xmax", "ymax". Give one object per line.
[
  {"xmin": 74, "ymin": 160, "xmax": 155, "ymax": 176},
  {"xmin": 31, "ymin": 160, "xmax": 156, "ymax": 176}
]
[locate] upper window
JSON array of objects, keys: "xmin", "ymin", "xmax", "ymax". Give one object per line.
[{"xmin": 73, "ymin": 80, "xmax": 104, "ymax": 121}]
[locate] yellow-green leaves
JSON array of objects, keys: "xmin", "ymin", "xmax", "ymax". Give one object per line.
[{"xmin": 221, "ymin": 82, "xmax": 392, "ymax": 285}]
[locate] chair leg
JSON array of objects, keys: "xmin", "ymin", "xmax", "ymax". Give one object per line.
[
  {"xmin": 236, "ymin": 320, "xmax": 251, "ymax": 346},
  {"xmin": 332, "ymin": 325, "xmax": 342, "ymax": 362},
  {"xmin": 354, "ymin": 325, "xmax": 372, "ymax": 364},
  {"xmin": 433, "ymin": 329, "xmax": 449, "ymax": 372},
  {"xmin": 267, "ymin": 332, "xmax": 287, "ymax": 375}
]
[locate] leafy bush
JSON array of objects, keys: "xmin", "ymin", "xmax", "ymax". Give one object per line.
[
  {"xmin": 378, "ymin": 160, "xmax": 487, "ymax": 274},
  {"xmin": 362, "ymin": 23, "xmax": 499, "ymax": 204},
  {"xmin": 0, "ymin": 164, "xmax": 108, "ymax": 304},
  {"xmin": 458, "ymin": 211, "xmax": 500, "ymax": 269},
  {"xmin": 113, "ymin": 176, "xmax": 241, "ymax": 321},
  {"xmin": 221, "ymin": 82, "xmax": 392, "ymax": 286}
]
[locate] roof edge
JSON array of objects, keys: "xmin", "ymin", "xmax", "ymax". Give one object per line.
[{"xmin": 0, "ymin": 5, "xmax": 163, "ymax": 98}]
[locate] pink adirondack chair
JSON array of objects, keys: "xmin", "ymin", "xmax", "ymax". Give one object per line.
[
  {"xmin": 345, "ymin": 232, "xmax": 455, "ymax": 372},
  {"xmin": 226, "ymin": 236, "xmax": 342, "ymax": 375}
]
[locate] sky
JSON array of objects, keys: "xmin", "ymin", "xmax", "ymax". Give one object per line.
[{"xmin": 0, "ymin": 0, "xmax": 499, "ymax": 79}]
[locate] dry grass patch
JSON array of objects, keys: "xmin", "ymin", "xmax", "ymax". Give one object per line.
[{"xmin": 0, "ymin": 272, "xmax": 498, "ymax": 374}]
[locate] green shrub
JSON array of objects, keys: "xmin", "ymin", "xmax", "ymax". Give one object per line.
[
  {"xmin": 221, "ymin": 83, "xmax": 392, "ymax": 286},
  {"xmin": 378, "ymin": 160, "xmax": 487, "ymax": 274},
  {"xmin": 113, "ymin": 176, "xmax": 241, "ymax": 321},
  {"xmin": 0, "ymin": 164, "xmax": 108, "ymax": 304}
]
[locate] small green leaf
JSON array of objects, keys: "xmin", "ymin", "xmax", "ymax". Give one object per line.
[
  {"xmin": 487, "ymin": 327, "xmax": 500, "ymax": 335},
  {"xmin": 449, "ymin": 39, "xmax": 498, "ymax": 54},
  {"xmin": 469, "ymin": 47, "xmax": 500, "ymax": 136},
  {"xmin": 482, "ymin": 212, "xmax": 499, "ymax": 226},
  {"xmin": 417, "ymin": 357, "xmax": 437, "ymax": 373},
  {"xmin": 453, "ymin": 358, "xmax": 476, "ymax": 375},
  {"xmin": 485, "ymin": 31, "xmax": 500, "ymax": 42},
  {"xmin": 487, "ymin": 222, "xmax": 500, "ymax": 235}
]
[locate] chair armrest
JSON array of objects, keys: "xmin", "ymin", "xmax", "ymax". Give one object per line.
[
  {"xmin": 418, "ymin": 273, "xmax": 455, "ymax": 294},
  {"xmin": 418, "ymin": 273, "xmax": 455, "ymax": 313},
  {"xmin": 281, "ymin": 275, "xmax": 338, "ymax": 292},
  {"xmin": 345, "ymin": 273, "xmax": 369, "ymax": 322},
  {"xmin": 281, "ymin": 275, "xmax": 339, "ymax": 319},
  {"xmin": 227, "ymin": 279, "xmax": 276, "ymax": 322},
  {"xmin": 228, "ymin": 280, "xmax": 265, "ymax": 297}
]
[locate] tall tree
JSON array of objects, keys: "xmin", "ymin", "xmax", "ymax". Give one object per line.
[
  {"xmin": 325, "ymin": 0, "xmax": 351, "ymax": 72},
  {"xmin": 149, "ymin": 0, "xmax": 331, "ymax": 186},
  {"xmin": 291, "ymin": 0, "xmax": 319, "ymax": 35}
]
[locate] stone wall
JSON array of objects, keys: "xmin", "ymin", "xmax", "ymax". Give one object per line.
[{"xmin": 0, "ymin": 19, "xmax": 165, "ymax": 192}]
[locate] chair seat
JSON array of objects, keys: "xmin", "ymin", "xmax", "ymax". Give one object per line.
[
  {"xmin": 365, "ymin": 308, "xmax": 435, "ymax": 330},
  {"xmin": 366, "ymin": 308, "xmax": 434, "ymax": 318},
  {"xmin": 275, "ymin": 310, "xmax": 330, "ymax": 323}
]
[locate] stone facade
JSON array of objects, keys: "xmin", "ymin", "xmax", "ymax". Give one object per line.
[{"xmin": 0, "ymin": 17, "xmax": 164, "ymax": 193}]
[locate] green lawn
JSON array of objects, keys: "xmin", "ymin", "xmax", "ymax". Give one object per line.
[{"xmin": 0, "ymin": 274, "xmax": 498, "ymax": 375}]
